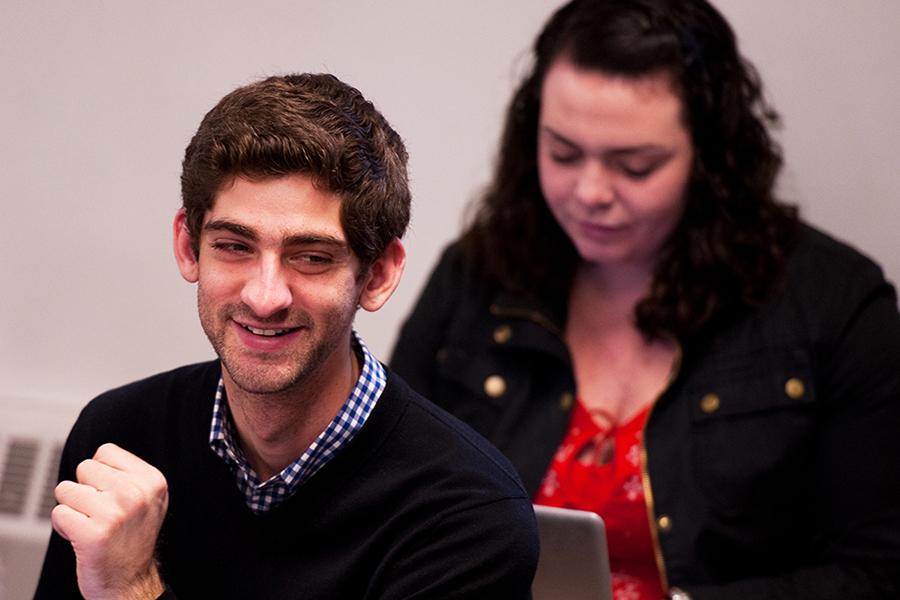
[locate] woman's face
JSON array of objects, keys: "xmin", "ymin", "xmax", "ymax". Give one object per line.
[{"xmin": 537, "ymin": 58, "xmax": 694, "ymax": 272}]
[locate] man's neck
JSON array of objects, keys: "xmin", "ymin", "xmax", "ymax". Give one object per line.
[{"xmin": 222, "ymin": 347, "xmax": 360, "ymax": 481}]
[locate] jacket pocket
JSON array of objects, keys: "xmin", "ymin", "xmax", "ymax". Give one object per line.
[
  {"xmin": 433, "ymin": 345, "xmax": 514, "ymax": 440},
  {"xmin": 686, "ymin": 346, "xmax": 817, "ymax": 517}
]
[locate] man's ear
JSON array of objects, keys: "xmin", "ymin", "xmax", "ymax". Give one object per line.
[
  {"xmin": 358, "ymin": 238, "xmax": 406, "ymax": 313},
  {"xmin": 173, "ymin": 208, "xmax": 200, "ymax": 283}
]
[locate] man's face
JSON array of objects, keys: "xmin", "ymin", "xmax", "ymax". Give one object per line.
[{"xmin": 179, "ymin": 174, "xmax": 365, "ymax": 396}]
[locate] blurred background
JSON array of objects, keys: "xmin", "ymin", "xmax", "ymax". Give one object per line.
[{"xmin": 1, "ymin": 1, "xmax": 898, "ymax": 598}]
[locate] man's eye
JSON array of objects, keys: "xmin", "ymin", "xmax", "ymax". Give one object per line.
[
  {"xmin": 292, "ymin": 254, "xmax": 334, "ymax": 272},
  {"xmin": 211, "ymin": 242, "xmax": 250, "ymax": 253}
]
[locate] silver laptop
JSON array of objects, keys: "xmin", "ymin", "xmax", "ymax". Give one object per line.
[{"xmin": 532, "ymin": 505, "xmax": 613, "ymax": 600}]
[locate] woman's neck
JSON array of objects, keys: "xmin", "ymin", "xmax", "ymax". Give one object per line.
[{"xmin": 573, "ymin": 261, "xmax": 655, "ymax": 322}]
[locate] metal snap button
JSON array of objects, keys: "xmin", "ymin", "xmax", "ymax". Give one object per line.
[
  {"xmin": 700, "ymin": 393, "xmax": 720, "ymax": 414},
  {"xmin": 483, "ymin": 375, "xmax": 507, "ymax": 398},
  {"xmin": 657, "ymin": 515, "xmax": 673, "ymax": 533},
  {"xmin": 493, "ymin": 324, "xmax": 512, "ymax": 344},
  {"xmin": 784, "ymin": 377, "xmax": 805, "ymax": 400}
]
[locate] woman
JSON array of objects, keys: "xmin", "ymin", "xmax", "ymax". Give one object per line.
[{"xmin": 390, "ymin": 0, "xmax": 900, "ymax": 598}]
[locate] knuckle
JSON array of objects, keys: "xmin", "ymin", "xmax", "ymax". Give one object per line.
[
  {"xmin": 54, "ymin": 479, "xmax": 75, "ymax": 502},
  {"xmin": 50, "ymin": 503, "xmax": 66, "ymax": 522},
  {"xmin": 98, "ymin": 499, "xmax": 130, "ymax": 532},
  {"xmin": 94, "ymin": 442, "xmax": 118, "ymax": 459},
  {"xmin": 75, "ymin": 458, "xmax": 94, "ymax": 481},
  {"xmin": 117, "ymin": 481, "xmax": 147, "ymax": 510},
  {"xmin": 148, "ymin": 470, "xmax": 168, "ymax": 494}
]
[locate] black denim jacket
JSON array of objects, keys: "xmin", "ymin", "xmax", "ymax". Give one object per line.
[{"xmin": 391, "ymin": 224, "xmax": 900, "ymax": 599}]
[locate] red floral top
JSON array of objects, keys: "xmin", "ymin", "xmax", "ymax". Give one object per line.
[{"xmin": 534, "ymin": 400, "xmax": 664, "ymax": 600}]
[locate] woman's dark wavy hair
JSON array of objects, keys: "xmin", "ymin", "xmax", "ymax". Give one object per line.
[{"xmin": 461, "ymin": 0, "xmax": 798, "ymax": 339}]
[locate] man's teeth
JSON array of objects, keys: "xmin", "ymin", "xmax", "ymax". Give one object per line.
[{"xmin": 245, "ymin": 325, "xmax": 291, "ymax": 337}]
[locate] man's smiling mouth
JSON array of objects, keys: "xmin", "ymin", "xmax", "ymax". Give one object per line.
[{"xmin": 241, "ymin": 324, "xmax": 299, "ymax": 337}]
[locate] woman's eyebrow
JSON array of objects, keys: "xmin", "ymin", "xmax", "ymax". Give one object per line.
[
  {"xmin": 606, "ymin": 146, "xmax": 671, "ymax": 158},
  {"xmin": 541, "ymin": 126, "xmax": 667, "ymax": 156},
  {"xmin": 540, "ymin": 126, "xmax": 579, "ymax": 149}
]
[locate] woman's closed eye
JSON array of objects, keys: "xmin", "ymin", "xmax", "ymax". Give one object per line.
[
  {"xmin": 549, "ymin": 151, "xmax": 583, "ymax": 165},
  {"xmin": 620, "ymin": 164, "xmax": 656, "ymax": 179},
  {"xmin": 616, "ymin": 156, "xmax": 670, "ymax": 180}
]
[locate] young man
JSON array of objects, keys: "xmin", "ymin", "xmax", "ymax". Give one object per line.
[{"xmin": 35, "ymin": 74, "xmax": 538, "ymax": 599}]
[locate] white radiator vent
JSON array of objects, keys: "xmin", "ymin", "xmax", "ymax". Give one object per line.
[
  {"xmin": 0, "ymin": 437, "xmax": 60, "ymax": 523},
  {"xmin": 0, "ymin": 398, "xmax": 78, "ymax": 600},
  {"xmin": 0, "ymin": 440, "xmax": 37, "ymax": 517},
  {"xmin": 37, "ymin": 443, "xmax": 64, "ymax": 521}
]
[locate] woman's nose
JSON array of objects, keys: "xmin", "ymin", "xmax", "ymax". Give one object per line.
[{"xmin": 573, "ymin": 161, "xmax": 615, "ymax": 207}]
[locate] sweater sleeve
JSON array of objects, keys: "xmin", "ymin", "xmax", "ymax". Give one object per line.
[
  {"xmin": 33, "ymin": 404, "xmax": 95, "ymax": 599},
  {"xmin": 32, "ymin": 395, "xmax": 179, "ymax": 600}
]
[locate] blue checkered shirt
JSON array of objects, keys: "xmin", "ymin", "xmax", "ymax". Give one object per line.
[{"xmin": 209, "ymin": 331, "xmax": 386, "ymax": 513}]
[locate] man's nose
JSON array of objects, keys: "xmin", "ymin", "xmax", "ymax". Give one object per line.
[
  {"xmin": 240, "ymin": 256, "xmax": 293, "ymax": 318},
  {"xmin": 574, "ymin": 161, "xmax": 615, "ymax": 207}
]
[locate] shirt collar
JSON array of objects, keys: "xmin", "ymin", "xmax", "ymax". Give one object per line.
[{"xmin": 209, "ymin": 330, "xmax": 386, "ymax": 513}]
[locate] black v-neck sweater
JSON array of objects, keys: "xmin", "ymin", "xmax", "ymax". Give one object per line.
[{"xmin": 35, "ymin": 361, "xmax": 538, "ymax": 599}]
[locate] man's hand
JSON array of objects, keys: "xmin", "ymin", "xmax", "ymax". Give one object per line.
[{"xmin": 52, "ymin": 443, "xmax": 169, "ymax": 600}]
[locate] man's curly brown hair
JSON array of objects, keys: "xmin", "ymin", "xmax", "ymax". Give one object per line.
[{"xmin": 181, "ymin": 73, "xmax": 410, "ymax": 271}]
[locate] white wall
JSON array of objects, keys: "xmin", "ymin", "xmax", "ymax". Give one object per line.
[{"xmin": 2, "ymin": 0, "xmax": 898, "ymax": 420}]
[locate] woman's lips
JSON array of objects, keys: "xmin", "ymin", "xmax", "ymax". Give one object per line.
[{"xmin": 579, "ymin": 221, "xmax": 629, "ymax": 239}]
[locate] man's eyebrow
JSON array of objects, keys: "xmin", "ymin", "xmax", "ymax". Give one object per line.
[
  {"xmin": 203, "ymin": 219, "xmax": 348, "ymax": 249},
  {"xmin": 283, "ymin": 234, "xmax": 348, "ymax": 249},
  {"xmin": 203, "ymin": 220, "xmax": 257, "ymax": 241}
]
